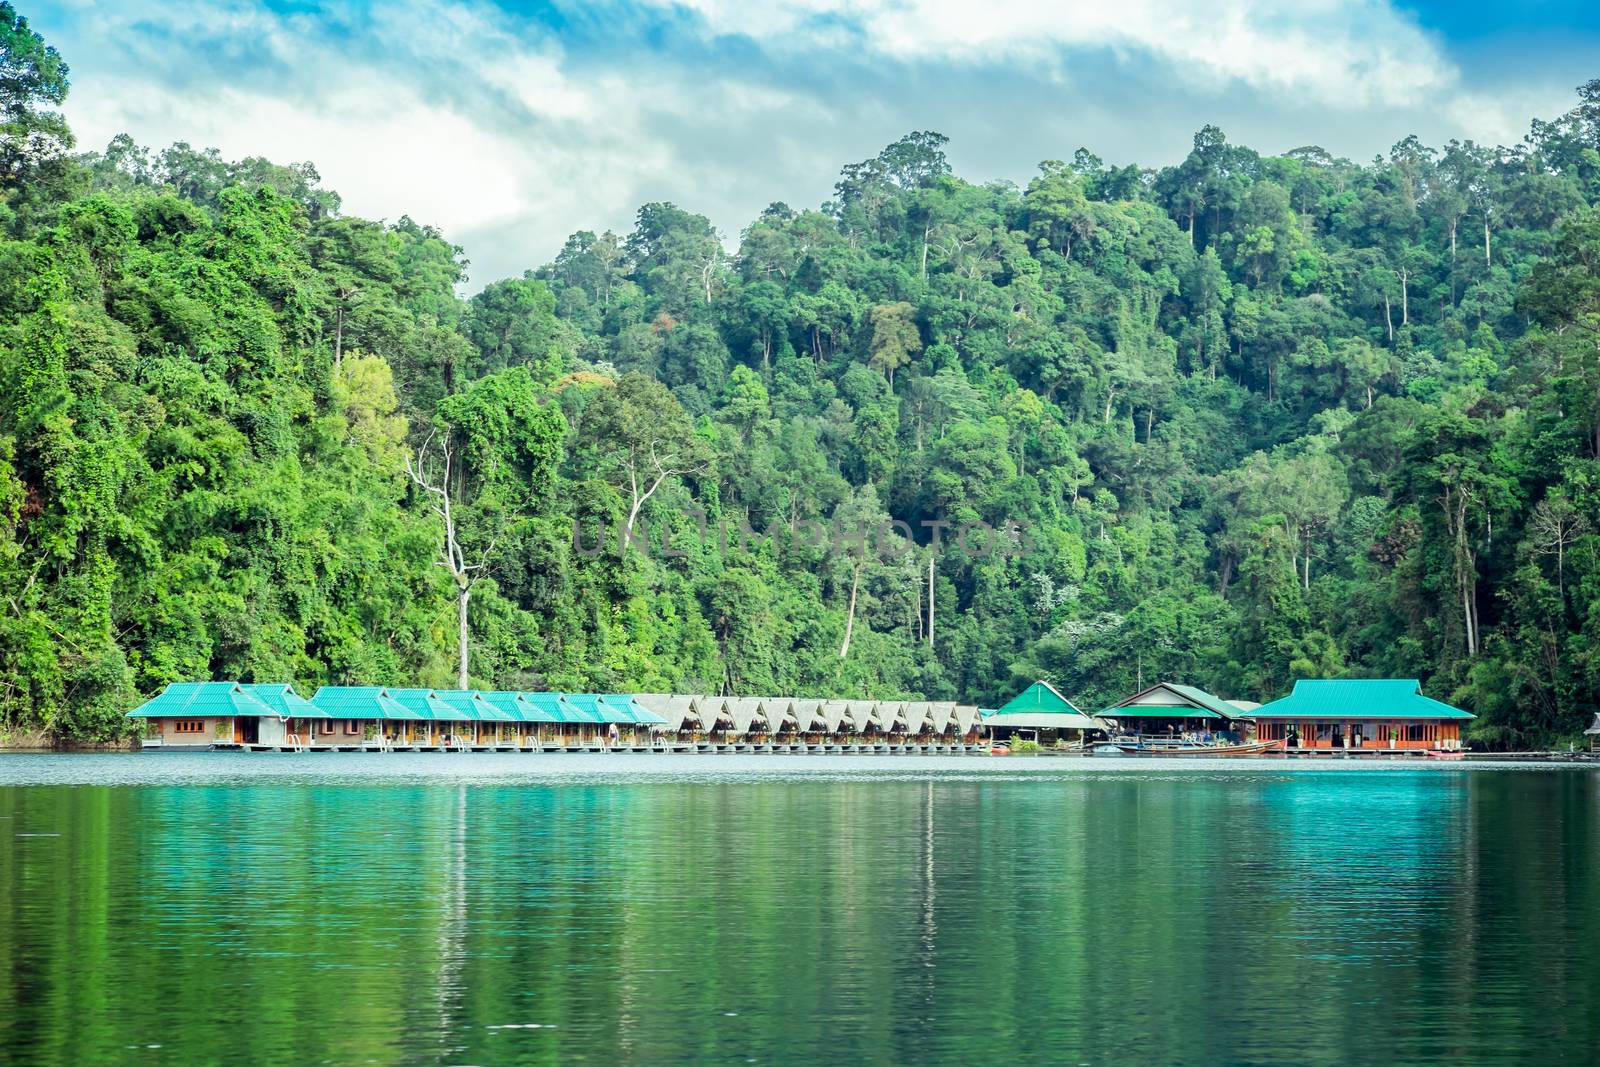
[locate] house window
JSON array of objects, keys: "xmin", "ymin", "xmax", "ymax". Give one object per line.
[
  {"xmin": 347, "ymin": 719, "xmax": 360, "ymax": 734},
  {"xmin": 173, "ymin": 719, "xmax": 205, "ymax": 734},
  {"xmin": 1405, "ymin": 723, "xmax": 1426, "ymax": 742}
]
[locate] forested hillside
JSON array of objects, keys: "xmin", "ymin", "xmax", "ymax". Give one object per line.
[{"xmin": 2, "ymin": 7, "xmax": 1598, "ymax": 743}]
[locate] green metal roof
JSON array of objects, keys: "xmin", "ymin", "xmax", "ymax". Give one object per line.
[
  {"xmin": 559, "ymin": 694, "xmax": 609, "ymax": 723},
  {"xmin": 428, "ymin": 690, "xmax": 485, "ymax": 721},
  {"xmin": 997, "ymin": 681, "xmax": 1082, "ymax": 716},
  {"xmin": 478, "ymin": 692, "xmax": 531, "ymax": 721},
  {"xmin": 134, "ymin": 683, "xmax": 670, "ymax": 724},
  {"xmin": 459, "ymin": 691, "xmax": 516, "ymax": 722},
  {"xmin": 600, "ymin": 694, "xmax": 667, "ymax": 725},
  {"xmin": 386, "ymin": 688, "xmax": 444, "ymax": 719},
  {"xmin": 238, "ymin": 683, "xmax": 327, "ymax": 718},
  {"xmin": 1252, "ymin": 679, "xmax": 1474, "ymax": 720},
  {"xmin": 1097, "ymin": 683, "xmax": 1246, "ymax": 721},
  {"xmin": 310, "ymin": 686, "xmax": 419, "ymax": 720},
  {"xmin": 127, "ymin": 682, "xmax": 277, "ymax": 719},
  {"xmin": 1167, "ymin": 684, "xmax": 1248, "ymax": 719},
  {"xmin": 516, "ymin": 692, "xmax": 565, "ymax": 723}
]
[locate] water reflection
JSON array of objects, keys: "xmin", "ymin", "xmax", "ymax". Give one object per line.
[{"xmin": 0, "ymin": 757, "xmax": 1595, "ymax": 1064}]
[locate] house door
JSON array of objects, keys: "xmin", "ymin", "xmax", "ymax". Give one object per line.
[{"xmin": 239, "ymin": 717, "xmax": 259, "ymax": 744}]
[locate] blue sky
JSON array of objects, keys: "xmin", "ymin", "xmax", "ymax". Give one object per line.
[{"xmin": 32, "ymin": 0, "xmax": 1600, "ymax": 288}]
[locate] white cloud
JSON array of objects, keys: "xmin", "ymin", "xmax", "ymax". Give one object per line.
[
  {"xmin": 37, "ymin": 0, "xmax": 1586, "ymax": 290},
  {"xmin": 52, "ymin": 1, "xmax": 735, "ymax": 282},
  {"xmin": 649, "ymin": 0, "xmax": 1456, "ymax": 105}
]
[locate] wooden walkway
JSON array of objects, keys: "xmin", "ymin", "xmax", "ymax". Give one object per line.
[{"xmin": 213, "ymin": 742, "xmax": 988, "ymax": 755}]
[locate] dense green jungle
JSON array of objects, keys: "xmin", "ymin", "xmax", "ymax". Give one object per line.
[{"xmin": 2, "ymin": 6, "xmax": 1598, "ymax": 745}]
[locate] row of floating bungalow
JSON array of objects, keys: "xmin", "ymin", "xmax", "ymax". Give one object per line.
[
  {"xmin": 129, "ymin": 676, "xmax": 1473, "ymax": 756},
  {"xmin": 983, "ymin": 679, "xmax": 1472, "ymax": 754},
  {"xmin": 130, "ymin": 684, "xmax": 990, "ymax": 753}
]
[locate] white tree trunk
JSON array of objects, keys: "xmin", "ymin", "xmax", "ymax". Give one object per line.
[
  {"xmin": 839, "ymin": 560, "xmax": 862, "ymax": 658},
  {"xmin": 457, "ymin": 583, "xmax": 470, "ymax": 690}
]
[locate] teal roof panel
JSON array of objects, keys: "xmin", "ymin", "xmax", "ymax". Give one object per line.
[
  {"xmin": 517, "ymin": 693, "xmax": 565, "ymax": 722},
  {"xmin": 428, "ymin": 690, "xmax": 486, "ymax": 721},
  {"xmin": 559, "ymin": 694, "xmax": 610, "ymax": 723},
  {"xmin": 310, "ymin": 686, "xmax": 418, "ymax": 720},
  {"xmin": 239, "ymin": 683, "xmax": 327, "ymax": 718},
  {"xmin": 127, "ymin": 682, "xmax": 278, "ymax": 719},
  {"xmin": 1252, "ymin": 679, "xmax": 1474, "ymax": 720},
  {"xmin": 997, "ymin": 681, "xmax": 1082, "ymax": 716},
  {"xmin": 600, "ymin": 694, "xmax": 667, "ymax": 725}
]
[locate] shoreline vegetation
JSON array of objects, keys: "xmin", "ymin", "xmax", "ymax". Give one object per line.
[{"xmin": 2, "ymin": 8, "xmax": 1599, "ymax": 749}]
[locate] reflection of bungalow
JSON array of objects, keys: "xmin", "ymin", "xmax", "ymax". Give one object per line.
[
  {"xmin": 128, "ymin": 681, "xmax": 323, "ymax": 748},
  {"xmin": 982, "ymin": 681, "xmax": 1104, "ymax": 746},
  {"xmin": 1099, "ymin": 683, "xmax": 1251, "ymax": 738},
  {"xmin": 1253, "ymin": 679, "xmax": 1473, "ymax": 751}
]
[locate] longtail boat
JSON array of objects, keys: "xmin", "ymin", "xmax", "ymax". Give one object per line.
[{"xmin": 1112, "ymin": 738, "xmax": 1287, "ymax": 757}]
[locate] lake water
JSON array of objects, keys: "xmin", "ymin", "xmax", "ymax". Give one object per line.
[{"xmin": 1, "ymin": 753, "xmax": 1596, "ymax": 1065}]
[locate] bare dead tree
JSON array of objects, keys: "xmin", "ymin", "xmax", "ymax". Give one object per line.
[
  {"xmin": 1528, "ymin": 496, "xmax": 1590, "ymax": 602},
  {"xmin": 405, "ymin": 433, "xmax": 498, "ymax": 689},
  {"xmin": 623, "ymin": 439, "xmax": 708, "ymax": 543}
]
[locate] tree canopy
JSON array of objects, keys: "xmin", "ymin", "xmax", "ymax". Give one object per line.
[{"xmin": 2, "ymin": 12, "xmax": 1599, "ymax": 748}]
